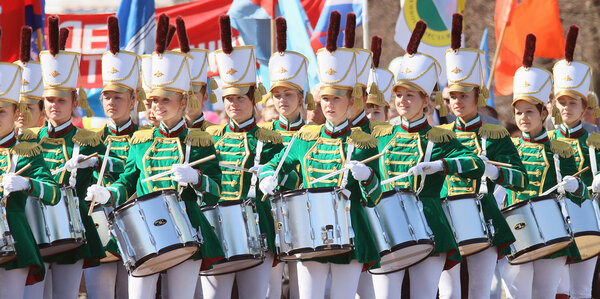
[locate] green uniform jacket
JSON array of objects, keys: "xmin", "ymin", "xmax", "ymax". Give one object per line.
[
  {"xmin": 439, "ymin": 116, "xmax": 526, "ymax": 251},
  {"xmin": 551, "ymin": 122, "xmax": 600, "ymax": 187},
  {"xmin": 372, "ymin": 117, "xmax": 485, "ymax": 265},
  {"xmin": 260, "ymin": 120, "xmax": 383, "ymax": 266},
  {"xmin": 106, "ymin": 120, "xmax": 224, "ymax": 263},
  {"xmin": 506, "ymin": 130, "xmax": 586, "ymax": 259},
  {"xmin": 21, "ymin": 120, "xmax": 125, "ymax": 265},
  {"xmin": 258, "ymin": 117, "xmax": 304, "ymax": 189},
  {"xmin": 0, "ymin": 133, "xmax": 59, "ymax": 283},
  {"xmin": 206, "ymin": 117, "xmax": 293, "ymax": 254}
]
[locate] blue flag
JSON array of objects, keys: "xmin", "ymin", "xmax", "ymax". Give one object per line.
[
  {"xmin": 116, "ymin": 0, "xmax": 156, "ymax": 55},
  {"xmin": 480, "ymin": 27, "xmax": 494, "ymax": 107}
]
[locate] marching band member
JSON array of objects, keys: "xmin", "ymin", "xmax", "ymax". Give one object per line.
[
  {"xmin": 550, "ymin": 25, "xmax": 599, "ymax": 299},
  {"xmin": 0, "ymin": 32, "xmax": 59, "ymax": 299},
  {"xmin": 437, "ymin": 14, "xmax": 525, "ymax": 299},
  {"xmin": 364, "ymin": 37, "xmax": 393, "ymax": 124},
  {"xmin": 499, "ymin": 33, "xmax": 587, "ymax": 299},
  {"xmin": 369, "ymin": 20, "xmax": 484, "ymax": 299},
  {"xmin": 21, "ymin": 16, "xmax": 124, "ymax": 299},
  {"xmin": 82, "ymin": 16, "xmax": 141, "ymax": 299},
  {"xmin": 201, "ymin": 15, "xmax": 290, "ymax": 299},
  {"xmin": 259, "ymin": 11, "xmax": 383, "ymax": 299},
  {"xmin": 84, "ymin": 14, "xmax": 224, "ymax": 299},
  {"xmin": 15, "ymin": 26, "xmax": 45, "ymax": 131},
  {"xmin": 140, "ymin": 53, "xmax": 159, "ymax": 128},
  {"xmin": 183, "ymin": 40, "xmax": 217, "ymax": 130}
]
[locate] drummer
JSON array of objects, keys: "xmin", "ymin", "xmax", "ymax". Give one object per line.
[
  {"xmin": 364, "ymin": 36, "xmax": 393, "ymax": 124},
  {"xmin": 21, "ymin": 16, "xmax": 124, "ymax": 299},
  {"xmin": 259, "ymin": 11, "xmax": 382, "ymax": 299},
  {"xmin": 0, "ymin": 28, "xmax": 59, "ymax": 298},
  {"xmin": 550, "ymin": 25, "xmax": 599, "ymax": 299},
  {"xmin": 437, "ymin": 14, "xmax": 526, "ymax": 299},
  {"xmin": 15, "ymin": 27, "xmax": 45, "ymax": 132},
  {"xmin": 369, "ymin": 20, "xmax": 485, "ymax": 299},
  {"xmin": 140, "ymin": 54, "xmax": 159, "ymax": 128},
  {"xmin": 82, "ymin": 16, "xmax": 141, "ymax": 299},
  {"xmin": 201, "ymin": 15, "xmax": 292, "ymax": 299},
  {"xmin": 498, "ymin": 33, "xmax": 587, "ymax": 299}
]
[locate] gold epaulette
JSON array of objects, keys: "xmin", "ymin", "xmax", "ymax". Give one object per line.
[
  {"xmin": 256, "ymin": 127, "xmax": 283, "ymax": 144},
  {"xmin": 19, "ymin": 127, "xmax": 40, "ymax": 141},
  {"xmin": 205, "ymin": 124, "xmax": 226, "ymax": 137},
  {"xmin": 478, "ymin": 124, "xmax": 509, "ymax": 139},
  {"xmin": 90, "ymin": 125, "xmax": 107, "ymax": 140},
  {"xmin": 369, "ymin": 121, "xmax": 388, "ymax": 132},
  {"xmin": 200, "ymin": 120, "xmax": 216, "ymax": 131},
  {"xmin": 347, "ymin": 128, "xmax": 378, "ymax": 149},
  {"xmin": 586, "ymin": 133, "xmax": 600, "ymax": 149},
  {"xmin": 511, "ymin": 137, "xmax": 520, "ymax": 147},
  {"xmin": 297, "ymin": 125, "xmax": 322, "ymax": 141},
  {"xmin": 130, "ymin": 129, "xmax": 154, "ymax": 145},
  {"xmin": 371, "ymin": 124, "xmax": 394, "ymax": 137},
  {"xmin": 547, "ymin": 130, "xmax": 556, "ymax": 139},
  {"xmin": 436, "ymin": 123, "xmax": 454, "ymax": 131},
  {"xmin": 185, "ymin": 129, "xmax": 215, "ymax": 147},
  {"xmin": 425, "ymin": 127, "xmax": 456, "ymax": 143},
  {"xmin": 139, "ymin": 124, "xmax": 154, "ymax": 130},
  {"xmin": 11, "ymin": 142, "xmax": 42, "ymax": 157},
  {"xmin": 550, "ymin": 139, "xmax": 576, "ymax": 158},
  {"xmin": 72, "ymin": 128, "xmax": 103, "ymax": 147},
  {"xmin": 257, "ymin": 121, "xmax": 274, "ymax": 130}
]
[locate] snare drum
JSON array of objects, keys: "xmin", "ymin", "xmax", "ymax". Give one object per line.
[
  {"xmin": 91, "ymin": 205, "xmax": 120, "ymax": 263},
  {"xmin": 0, "ymin": 206, "xmax": 16, "ymax": 265},
  {"xmin": 271, "ymin": 187, "xmax": 353, "ymax": 260},
  {"xmin": 25, "ymin": 186, "xmax": 86, "ymax": 257},
  {"xmin": 564, "ymin": 196, "xmax": 600, "ymax": 261},
  {"xmin": 200, "ymin": 200, "xmax": 265, "ymax": 275},
  {"xmin": 109, "ymin": 190, "xmax": 200, "ymax": 277},
  {"xmin": 501, "ymin": 195, "xmax": 573, "ymax": 264},
  {"xmin": 365, "ymin": 189, "xmax": 434, "ymax": 274},
  {"xmin": 442, "ymin": 195, "xmax": 492, "ymax": 256}
]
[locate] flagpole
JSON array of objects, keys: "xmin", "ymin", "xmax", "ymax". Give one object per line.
[
  {"xmin": 362, "ymin": 0, "xmax": 369, "ymax": 48},
  {"xmin": 486, "ymin": 21, "xmax": 508, "ymax": 91}
]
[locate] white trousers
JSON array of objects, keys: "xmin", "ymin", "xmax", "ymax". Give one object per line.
[
  {"xmin": 128, "ymin": 259, "xmax": 201, "ymax": 299},
  {"xmin": 116, "ymin": 261, "xmax": 129, "ymax": 299},
  {"xmin": 288, "ymin": 261, "xmax": 300, "ymax": 299},
  {"xmin": 356, "ymin": 271, "xmax": 375, "ymax": 299},
  {"xmin": 201, "ymin": 252, "xmax": 274, "ymax": 299},
  {"xmin": 557, "ymin": 257, "xmax": 597, "ymax": 299},
  {"xmin": 371, "ymin": 270, "xmax": 404, "ymax": 299},
  {"xmin": 84, "ymin": 262, "xmax": 118, "ymax": 299},
  {"xmin": 438, "ymin": 246, "xmax": 497, "ymax": 299},
  {"xmin": 23, "ymin": 262, "xmax": 50, "ymax": 299},
  {"xmin": 0, "ymin": 266, "xmax": 28, "ymax": 299},
  {"xmin": 409, "ymin": 254, "xmax": 447, "ymax": 299},
  {"xmin": 296, "ymin": 260, "xmax": 363, "ymax": 299},
  {"xmin": 499, "ymin": 256, "xmax": 566, "ymax": 299},
  {"xmin": 267, "ymin": 261, "xmax": 285, "ymax": 299},
  {"xmin": 25, "ymin": 261, "xmax": 84, "ymax": 299}
]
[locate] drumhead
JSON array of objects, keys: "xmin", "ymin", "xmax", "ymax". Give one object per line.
[
  {"xmin": 130, "ymin": 242, "xmax": 199, "ymax": 277},
  {"xmin": 370, "ymin": 241, "xmax": 434, "ymax": 274},
  {"xmin": 278, "ymin": 245, "xmax": 353, "ymax": 261},
  {"xmin": 458, "ymin": 239, "xmax": 491, "ymax": 256},
  {"xmin": 507, "ymin": 237, "xmax": 572, "ymax": 265},
  {"xmin": 573, "ymin": 232, "xmax": 600, "ymax": 261},
  {"xmin": 199, "ymin": 254, "xmax": 264, "ymax": 276},
  {"xmin": 39, "ymin": 239, "xmax": 85, "ymax": 258}
]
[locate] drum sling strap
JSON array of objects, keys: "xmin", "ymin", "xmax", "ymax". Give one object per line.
[
  {"xmin": 69, "ymin": 144, "xmax": 80, "ymax": 188},
  {"xmin": 247, "ymin": 141, "xmax": 263, "ymax": 201},
  {"xmin": 341, "ymin": 142, "xmax": 355, "ymax": 238}
]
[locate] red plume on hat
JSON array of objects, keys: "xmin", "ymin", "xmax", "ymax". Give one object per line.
[
  {"xmin": 108, "ymin": 16, "xmax": 120, "ymax": 55},
  {"xmin": 371, "ymin": 36, "xmax": 382, "ymax": 68},
  {"xmin": 344, "ymin": 13, "xmax": 356, "ymax": 48},
  {"xmin": 276, "ymin": 17, "xmax": 286, "ymax": 53},
  {"xmin": 176, "ymin": 16, "xmax": 190, "ymax": 53},
  {"xmin": 59, "ymin": 28, "xmax": 69, "ymax": 51},
  {"xmin": 220, "ymin": 15, "xmax": 233, "ymax": 55},
  {"xmin": 166, "ymin": 25, "xmax": 176, "ymax": 49},
  {"xmin": 522, "ymin": 34, "xmax": 536, "ymax": 68},
  {"xmin": 48, "ymin": 15, "xmax": 60, "ymax": 56},
  {"xmin": 565, "ymin": 25, "xmax": 579, "ymax": 62},
  {"xmin": 451, "ymin": 14, "xmax": 462, "ymax": 50},
  {"xmin": 20, "ymin": 26, "xmax": 32, "ymax": 63},
  {"xmin": 406, "ymin": 20, "xmax": 427, "ymax": 55},
  {"xmin": 326, "ymin": 11, "xmax": 341, "ymax": 52},
  {"xmin": 155, "ymin": 13, "xmax": 169, "ymax": 54}
]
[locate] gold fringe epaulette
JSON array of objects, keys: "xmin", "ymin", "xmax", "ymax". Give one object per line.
[
  {"xmin": 478, "ymin": 124, "xmax": 509, "ymax": 139},
  {"xmin": 371, "ymin": 124, "xmax": 394, "ymax": 137},
  {"xmin": 130, "ymin": 129, "xmax": 154, "ymax": 145},
  {"xmin": 547, "ymin": 130, "xmax": 556, "ymax": 139},
  {"xmin": 586, "ymin": 133, "xmax": 600, "ymax": 149},
  {"xmin": 205, "ymin": 124, "xmax": 226, "ymax": 137},
  {"xmin": 550, "ymin": 139, "xmax": 576, "ymax": 158},
  {"xmin": 19, "ymin": 127, "xmax": 40, "ymax": 141},
  {"xmin": 257, "ymin": 121, "xmax": 274, "ymax": 131},
  {"xmin": 185, "ymin": 129, "xmax": 215, "ymax": 147},
  {"xmin": 11, "ymin": 142, "xmax": 42, "ymax": 157},
  {"xmin": 138, "ymin": 124, "xmax": 154, "ymax": 130},
  {"xmin": 347, "ymin": 128, "xmax": 378, "ymax": 149},
  {"xmin": 256, "ymin": 127, "xmax": 283, "ymax": 144},
  {"xmin": 511, "ymin": 137, "xmax": 520, "ymax": 147},
  {"xmin": 72, "ymin": 128, "xmax": 103, "ymax": 147},
  {"xmin": 200, "ymin": 120, "xmax": 216, "ymax": 131},
  {"xmin": 297, "ymin": 125, "xmax": 322, "ymax": 141},
  {"xmin": 425, "ymin": 127, "xmax": 456, "ymax": 143},
  {"xmin": 369, "ymin": 121, "xmax": 388, "ymax": 132},
  {"xmin": 436, "ymin": 123, "xmax": 454, "ymax": 131}
]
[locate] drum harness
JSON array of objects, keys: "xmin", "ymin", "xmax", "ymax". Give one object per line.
[
  {"xmin": 552, "ymin": 154, "xmax": 574, "ymax": 237},
  {"xmin": 588, "ymin": 145, "xmax": 600, "ymax": 224},
  {"xmin": 477, "ymin": 136, "xmax": 495, "ymax": 239}
]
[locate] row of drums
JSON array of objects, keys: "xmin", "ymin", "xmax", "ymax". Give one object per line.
[{"xmin": 1, "ymin": 186, "xmax": 599, "ymax": 277}]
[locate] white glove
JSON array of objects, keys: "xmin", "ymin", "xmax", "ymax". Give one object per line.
[
  {"xmin": 346, "ymin": 160, "xmax": 372, "ymax": 181},
  {"xmin": 559, "ymin": 176, "xmax": 580, "ymax": 194},
  {"xmin": 408, "ymin": 161, "xmax": 444, "ymax": 177},
  {"xmin": 1, "ymin": 174, "xmax": 30, "ymax": 193},
  {"xmin": 65, "ymin": 154, "xmax": 98, "ymax": 172},
  {"xmin": 259, "ymin": 175, "xmax": 278, "ymax": 195},
  {"xmin": 84, "ymin": 185, "xmax": 110, "ymax": 205},
  {"xmin": 170, "ymin": 164, "xmax": 200, "ymax": 185},
  {"xmin": 482, "ymin": 161, "xmax": 500, "ymax": 180},
  {"xmin": 592, "ymin": 174, "xmax": 600, "ymax": 193},
  {"xmin": 248, "ymin": 165, "xmax": 263, "ymax": 174}
]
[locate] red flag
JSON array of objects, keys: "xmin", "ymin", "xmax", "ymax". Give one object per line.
[
  {"xmin": 493, "ymin": 0, "xmax": 564, "ymax": 96},
  {"xmin": 0, "ymin": 0, "xmax": 26, "ymax": 62},
  {"xmin": 249, "ymin": 0, "xmax": 278, "ymax": 18}
]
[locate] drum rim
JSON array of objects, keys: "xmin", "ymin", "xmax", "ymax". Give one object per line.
[
  {"xmin": 199, "ymin": 254, "xmax": 264, "ymax": 276},
  {"xmin": 381, "ymin": 188, "xmax": 416, "ymax": 198},
  {"xmin": 444, "ymin": 194, "xmax": 479, "ymax": 201},
  {"xmin": 278, "ymin": 244, "xmax": 353, "ymax": 259},
  {"xmin": 279, "ymin": 187, "xmax": 339, "ymax": 197},
  {"xmin": 457, "ymin": 238, "xmax": 492, "ymax": 256},
  {"xmin": 38, "ymin": 239, "xmax": 86, "ymax": 257},
  {"xmin": 573, "ymin": 231, "xmax": 600, "ymax": 238},
  {"xmin": 200, "ymin": 199, "xmax": 250, "ymax": 211},
  {"xmin": 385, "ymin": 238, "xmax": 434, "ymax": 255},
  {"xmin": 129, "ymin": 241, "xmax": 199, "ymax": 277},
  {"xmin": 370, "ymin": 243, "xmax": 434, "ymax": 275},
  {"xmin": 507, "ymin": 236, "xmax": 572, "ymax": 264},
  {"xmin": 501, "ymin": 194, "xmax": 558, "ymax": 213}
]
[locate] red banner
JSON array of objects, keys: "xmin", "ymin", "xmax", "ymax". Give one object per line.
[{"xmin": 52, "ymin": 0, "xmax": 239, "ymax": 89}]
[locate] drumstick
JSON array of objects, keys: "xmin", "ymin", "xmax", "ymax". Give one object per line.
[
  {"xmin": 88, "ymin": 143, "xmax": 112, "ymax": 216},
  {"xmin": 540, "ymin": 166, "xmax": 589, "ymax": 197},
  {"xmin": 380, "ymin": 170, "xmax": 414, "ymax": 186},
  {"xmin": 219, "ymin": 163, "xmax": 253, "ymax": 173},
  {"xmin": 309, "ymin": 151, "xmax": 387, "ymax": 185},
  {"xmin": 261, "ymin": 135, "xmax": 297, "ymax": 202},
  {"xmin": 140, "ymin": 154, "xmax": 216, "ymax": 183},
  {"xmin": 487, "ymin": 160, "xmax": 513, "ymax": 168},
  {"xmin": 51, "ymin": 152, "xmax": 99, "ymax": 175}
]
